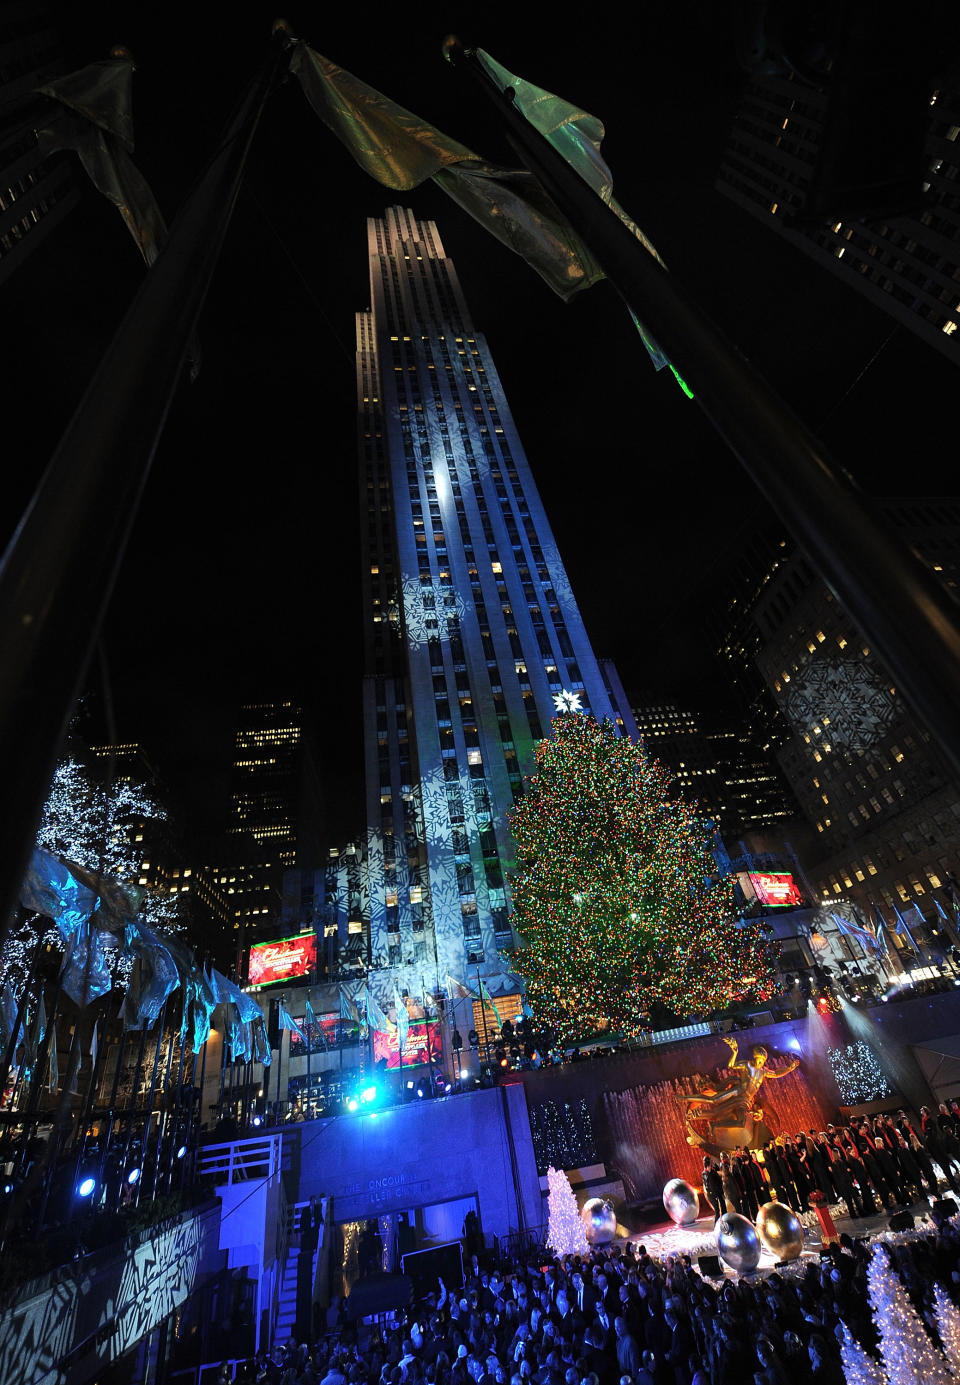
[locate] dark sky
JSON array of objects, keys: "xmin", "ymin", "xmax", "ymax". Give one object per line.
[{"xmin": 6, "ymin": 3, "xmax": 957, "ymax": 841}]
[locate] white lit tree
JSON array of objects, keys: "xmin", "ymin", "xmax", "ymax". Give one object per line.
[
  {"xmin": 933, "ymin": 1282, "xmax": 960, "ymax": 1375},
  {"xmin": 545, "ymin": 1165, "xmax": 589, "ymax": 1257},
  {"xmin": 3, "ymin": 757, "xmax": 180, "ymax": 998},
  {"xmin": 838, "ymin": 1325, "xmax": 885, "ymax": 1385},
  {"xmin": 867, "ymin": 1243, "xmax": 951, "ymax": 1384}
]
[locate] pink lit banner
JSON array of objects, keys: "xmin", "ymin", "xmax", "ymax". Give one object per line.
[
  {"xmin": 373, "ymin": 1019, "xmax": 442, "ymax": 1069},
  {"xmin": 247, "ymin": 933, "xmax": 317, "ymax": 986},
  {"xmin": 747, "ymin": 872, "xmax": 804, "ymax": 908}
]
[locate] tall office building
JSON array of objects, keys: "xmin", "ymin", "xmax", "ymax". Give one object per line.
[
  {"xmin": 726, "ymin": 499, "xmax": 960, "ymax": 917},
  {"xmin": 0, "ymin": 3, "xmax": 79, "ymax": 284},
  {"xmin": 715, "ymin": 59, "xmax": 960, "ymax": 360},
  {"xmin": 358, "ymin": 207, "xmax": 635, "ymax": 1001}
]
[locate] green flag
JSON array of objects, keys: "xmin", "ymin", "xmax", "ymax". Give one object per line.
[{"xmin": 289, "ymin": 43, "xmax": 604, "ymax": 301}]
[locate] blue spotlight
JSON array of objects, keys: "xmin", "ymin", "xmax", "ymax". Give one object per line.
[
  {"xmin": 361, "ymin": 1085, "xmax": 377, "ymax": 1104},
  {"xmin": 346, "ymin": 1097, "xmax": 359, "ymax": 1112},
  {"xmin": 175, "ymin": 1144, "xmax": 187, "ymax": 1160},
  {"xmin": 77, "ymin": 1176, "xmax": 97, "ymax": 1198},
  {"xmin": 251, "ymin": 1114, "xmax": 263, "ymax": 1127},
  {"xmin": 127, "ymin": 1167, "xmax": 141, "ymax": 1186}
]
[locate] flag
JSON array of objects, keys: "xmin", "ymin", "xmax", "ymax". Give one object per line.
[
  {"xmin": 340, "ymin": 987, "xmax": 368, "ymax": 1040},
  {"xmin": 34, "ymin": 51, "xmax": 168, "ymax": 266},
  {"xmin": 445, "ymin": 974, "xmax": 477, "ymax": 1001},
  {"xmin": 831, "ymin": 911, "xmax": 881, "ymax": 953},
  {"xmin": 277, "ymin": 1001, "xmax": 308, "ymax": 1046},
  {"xmin": 289, "ymin": 44, "xmax": 605, "ymax": 303},
  {"xmin": 478, "ymin": 977, "xmax": 503, "ymax": 1028},
  {"xmin": 393, "ymin": 986, "xmax": 409, "ymax": 1054},
  {"xmin": 365, "ymin": 987, "xmax": 393, "ymax": 1035},
  {"xmin": 891, "ymin": 902, "xmax": 922, "ymax": 955},
  {"xmin": 121, "ymin": 919, "xmax": 181, "ymax": 1030},
  {"xmin": 47, "ymin": 1022, "xmax": 59, "ymax": 1092}
]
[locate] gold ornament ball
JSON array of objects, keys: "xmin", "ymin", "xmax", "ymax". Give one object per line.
[
  {"xmin": 755, "ymin": 1201, "xmax": 804, "ymax": 1261},
  {"xmin": 716, "ymin": 1212, "xmax": 761, "ymax": 1273},
  {"xmin": 662, "ymin": 1178, "xmax": 700, "ymax": 1225}
]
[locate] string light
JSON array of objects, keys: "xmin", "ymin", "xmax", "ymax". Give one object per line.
[
  {"xmin": 545, "ymin": 1166, "xmax": 590, "ymax": 1256},
  {"xmin": 828, "ymin": 1042, "xmax": 893, "ymax": 1104},
  {"xmin": 530, "ymin": 1098, "xmax": 596, "ymax": 1175},
  {"xmin": 508, "ymin": 715, "xmax": 778, "ymax": 1039},
  {"xmin": 867, "ymin": 1242, "xmax": 952, "ymax": 1384}
]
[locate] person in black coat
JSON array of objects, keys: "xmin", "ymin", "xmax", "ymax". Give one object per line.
[{"xmin": 702, "ymin": 1157, "xmax": 725, "ymax": 1225}]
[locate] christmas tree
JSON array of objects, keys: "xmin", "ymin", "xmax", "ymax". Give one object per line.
[
  {"xmin": 507, "ymin": 714, "xmax": 776, "ymax": 1040},
  {"xmin": 838, "ymin": 1325, "xmax": 885, "ymax": 1385},
  {"xmin": 545, "ymin": 1165, "xmax": 589, "ymax": 1256},
  {"xmin": 934, "ymin": 1281, "xmax": 960, "ymax": 1375},
  {"xmin": 867, "ymin": 1243, "xmax": 951, "ymax": 1384}
]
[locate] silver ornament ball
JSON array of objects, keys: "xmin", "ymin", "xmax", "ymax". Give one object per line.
[
  {"xmin": 662, "ymin": 1178, "xmax": 700, "ymax": 1225},
  {"xmin": 755, "ymin": 1201, "xmax": 804, "ymax": 1261},
  {"xmin": 716, "ymin": 1212, "xmax": 761, "ymax": 1273},
  {"xmin": 581, "ymin": 1196, "xmax": 617, "ymax": 1244}
]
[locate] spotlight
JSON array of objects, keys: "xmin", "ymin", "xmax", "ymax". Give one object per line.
[
  {"xmin": 127, "ymin": 1167, "xmax": 141, "ymax": 1186},
  {"xmin": 77, "ymin": 1176, "xmax": 97, "ymax": 1198},
  {"xmin": 406, "ymin": 1080, "xmax": 415, "ymax": 1090},
  {"xmin": 251, "ymin": 1114, "xmax": 262, "ymax": 1127},
  {"xmin": 346, "ymin": 1097, "xmax": 359, "ymax": 1112},
  {"xmin": 1, "ymin": 1181, "xmax": 13, "ymax": 1195},
  {"xmin": 416, "ymin": 1087, "xmax": 424, "ymax": 1098},
  {"xmin": 176, "ymin": 1145, "xmax": 187, "ymax": 1160},
  {"xmin": 361, "ymin": 1085, "xmax": 377, "ymax": 1103}
]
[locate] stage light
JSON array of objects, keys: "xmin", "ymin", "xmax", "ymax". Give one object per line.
[
  {"xmin": 361, "ymin": 1085, "xmax": 377, "ymax": 1103},
  {"xmin": 127, "ymin": 1167, "xmax": 141, "ymax": 1186},
  {"xmin": 346, "ymin": 1097, "xmax": 359, "ymax": 1112},
  {"xmin": 416, "ymin": 1087, "xmax": 424, "ymax": 1098},
  {"xmin": 176, "ymin": 1144, "xmax": 187, "ymax": 1160},
  {"xmin": 77, "ymin": 1176, "xmax": 97, "ymax": 1198},
  {"xmin": 406, "ymin": 1080, "xmax": 414, "ymax": 1090},
  {"xmin": 2, "ymin": 1182, "xmax": 13, "ymax": 1194},
  {"xmin": 251, "ymin": 1114, "xmax": 262, "ymax": 1127}
]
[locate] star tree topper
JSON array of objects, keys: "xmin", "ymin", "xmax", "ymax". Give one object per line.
[{"xmin": 553, "ymin": 689, "xmax": 582, "ymax": 714}]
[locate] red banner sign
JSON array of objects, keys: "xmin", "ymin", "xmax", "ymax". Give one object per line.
[
  {"xmin": 748, "ymin": 872, "xmax": 804, "ymax": 908},
  {"xmin": 372, "ymin": 1020, "xmax": 442, "ymax": 1069},
  {"xmin": 247, "ymin": 933, "xmax": 317, "ymax": 986}
]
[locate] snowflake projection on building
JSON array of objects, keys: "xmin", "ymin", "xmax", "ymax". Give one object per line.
[
  {"xmin": 416, "ymin": 767, "xmax": 455, "ymax": 854},
  {"xmin": 828, "ymin": 1041, "xmax": 894, "ymax": 1104},
  {"xmin": 553, "ymin": 689, "xmax": 583, "ymax": 714},
  {"xmin": 538, "ymin": 540, "xmax": 578, "ymax": 618},
  {"xmin": 783, "ymin": 660, "xmax": 895, "ymax": 750},
  {"xmin": 399, "ymin": 574, "xmax": 468, "ymax": 652}
]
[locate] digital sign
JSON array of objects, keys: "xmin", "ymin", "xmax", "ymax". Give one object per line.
[
  {"xmin": 247, "ymin": 932, "xmax": 317, "ymax": 986},
  {"xmin": 372, "ymin": 1020, "xmax": 442, "ymax": 1069},
  {"xmin": 746, "ymin": 872, "xmax": 804, "ymax": 908}
]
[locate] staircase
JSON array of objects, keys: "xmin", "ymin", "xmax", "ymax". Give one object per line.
[{"xmin": 274, "ymin": 1199, "xmax": 324, "ymax": 1348}]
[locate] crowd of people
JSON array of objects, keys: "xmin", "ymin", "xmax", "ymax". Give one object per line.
[
  {"xmin": 213, "ymin": 1103, "xmax": 960, "ymax": 1385},
  {"xmin": 238, "ymin": 1216, "xmax": 960, "ymax": 1385},
  {"xmin": 701, "ymin": 1101, "xmax": 960, "ymax": 1223}
]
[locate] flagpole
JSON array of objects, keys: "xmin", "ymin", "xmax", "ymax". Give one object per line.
[
  {"xmin": 446, "ymin": 39, "xmax": 960, "ymax": 783},
  {"xmin": 306, "ymin": 993, "xmax": 312, "ymax": 1119},
  {"xmin": 0, "ymin": 26, "xmax": 295, "ymax": 959}
]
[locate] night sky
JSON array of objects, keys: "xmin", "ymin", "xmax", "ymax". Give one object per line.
[{"xmin": 5, "ymin": 4, "xmax": 956, "ymax": 842}]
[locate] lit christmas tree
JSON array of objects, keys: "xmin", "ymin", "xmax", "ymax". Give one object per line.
[
  {"xmin": 545, "ymin": 1165, "xmax": 589, "ymax": 1257},
  {"xmin": 507, "ymin": 714, "xmax": 777, "ymax": 1040},
  {"xmin": 934, "ymin": 1282, "xmax": 960, "ymax": 1375},
  {"xmin": 839, "ymin": 1325, "xmax": 885, "ymax": 1385},
  {"xmin": 4, "ymin": 757, "xmax": 179, "ymax": 998},
  {"xmin": 867, "ymin": 1243, "xmax": 951, "ymax": 1384}
]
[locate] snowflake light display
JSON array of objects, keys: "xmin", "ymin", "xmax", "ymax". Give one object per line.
[
  {"xmin": 784, "ymin": 660, "xmax": 895, "ymax": 751},
  {"xmin": 828, "ymin": 1042, "xmax": 893, "ymax": 1104}
]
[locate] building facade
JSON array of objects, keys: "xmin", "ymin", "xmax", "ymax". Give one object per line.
[
  {"xmin": 0, "ymin": 2, "xmax": 79, "ymax": 285},
  {"xmin": 716, "ymin": 63, "xmax": 960, "ymax": 360},
  {"xmin": 357, "ymin": 207, "xmax": 635, "ymax": 1002},
  {"xmin": 734, "ymin": 499, "xmax": 960, "ymax": 923}
]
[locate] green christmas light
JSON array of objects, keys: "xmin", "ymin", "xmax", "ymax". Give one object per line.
[{"xmin": 506, "ymin": 714, "xmax": 777, "ymax": 1042}]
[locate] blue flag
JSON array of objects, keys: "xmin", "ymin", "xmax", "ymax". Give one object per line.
[
  {"xmin": 393, "ymin": 986, "xmax": 409, "ymax": 1054},
  {"xmin": 278, "ymin": 1001, "xmax": 308, "ymax": 1046},
  {"xmin": 832, "ymin": 912, "xmax": 881, "ymax": 953}
]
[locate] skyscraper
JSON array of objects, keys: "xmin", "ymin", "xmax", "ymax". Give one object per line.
[
  {"xmin": 715, "ymin": 63, "xmax": 960, "ymax": 360},
  {"xmin": 358, "ymin": 207, "xmax": 635, "ymax": 1002}
]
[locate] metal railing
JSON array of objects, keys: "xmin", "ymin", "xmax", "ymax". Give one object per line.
[{"xmin": 197, "ymin": 1134, "xmax": 282, "ymax": 1185}]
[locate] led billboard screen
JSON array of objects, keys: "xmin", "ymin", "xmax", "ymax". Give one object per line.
[
  {"xmin": 372, "ymin": 1020, "xmax": 442, "ymax": 1069},
  {"xmin": 247, "ymin": 932, "xmax": 317, "ymax": 986},
  {"xmin": 747, "ymin": 872, "xmax": 804, "ymax": 908}
]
